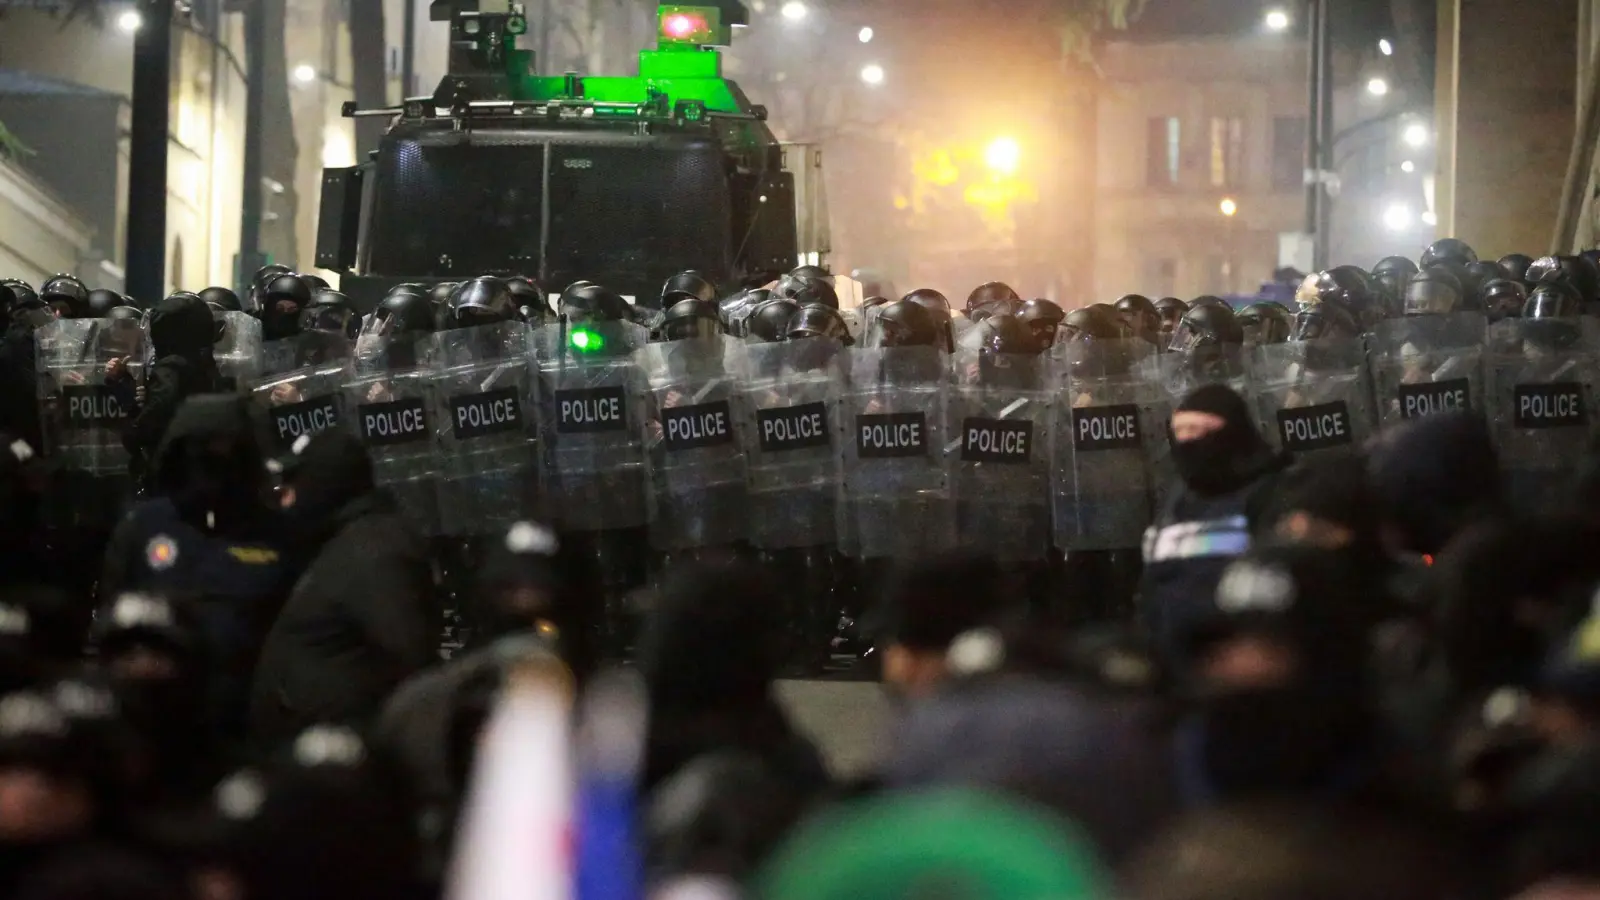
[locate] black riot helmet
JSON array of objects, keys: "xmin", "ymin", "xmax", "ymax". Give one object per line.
[
  {"xmin": 40, "ymin": 274, "xmax": 90, "ymax": 319},
  {"xmin": 367, "ymin": 287, "xmax": 437, "ymax": 338},
  {"xmin": 1479, "ymin": 278, "xmax": 1529, "ymax": 322},
  {"xmin": 1018, "ymin": 298, "xmax": 1066, "ymax": 352},
  {"xmin": 560, "ymin": 283, "xmax": 631, "ymax": 325},
  {"xmin": 659, "ymin": 297, "xmax": 724, "ymax": 342},
  {"xmin": 790, "ymin": 264, "xmax": 834, "ymax": 285},
  {"xmin": 1528, "ymin": 254, "xmax": 1600, "ymax": 305},
  {"xmin": 1463, "ymin": 260, "xmax": 1508, "ymax": 299},
  {"xmin": 86, "ymin": 288, "xmax": 132, "ymax": 317},
  {"xmin": 1059, "ymin": 304, "xmax": 1126, "ymax": 345},
  {"xmin": 719, "ymin": 287, "xmax": 767, "ymax": 336},
  {"xmin": 1421, "ymin": 238, "xmax": 1478, "ymax": 269},
  {"xmin": 1189, "ymin": 295, "xmax": 1229, "ymax": 311},
  {"xmin": 264, "ymin": 273, "xmax": 314, "ymax": 308},
  {"xmin": 1238, "ymin": 301, "xmax": 1293, "ymax": 345},
  {"xmin": 745, "ymin": 298, "xmax": 801, "ymax": 343},
  {"xmin": 965, "ymin": 282, "xmax": 1021, "ymax": 315},
  {"xmin": 1524, "ymin": 280, "xmax": 1584, "ymax": 320},
  {"xmin": 1299, "ymin": 268, "xmax": 1382, "ymax": 330},
  {"xmin": 865, "ymin": 298, "xmax": 941, "ymax": 349},
  {"xmin": 959, "ymin": 313, "xmax": 1038, "ymax": 362},
  {"xmin": 1115, "ymin": 294, "xmax": 1161, "ymax": 337},
  {"xmin": 1169, "ymin": 301, "xmax": 1244, "ymax": 352},
  {"xmin": 197, "ymin": 286, "xmax": 241, "ymax": 313},
  {"xmin": 1154, "ymin": 296, "xmax": 1188, "ymax": 333},
  {"xmin": 253, "ymin": 263, "xmax": 291, "ymax": 289},
  {"xmin": 301, "ymin": 288, "xmax": 361, "ymax": 338},
  {"xmin": 661, "ymin": 271, "xmax": 718, "ymax": 309},
  {"xmin": 1, "ymin": 280, "xmax": 47, "ymax": 331},
  {"xmin": 1291, "ymin": 294, "xmax": 1361, "ymax": 342},
  {"xmin": 785, "ymin": 278, "xmax": 840, "ymax": 310},
  {"xmin": 1498, "ymin": 253, "xmax": 1535, "ymax": 285},
  {"xmin": 505, "ymin": 276, "xmax": 551, "ymax": 326},
  {"xmin": 904, "ymin": 288, "xmax": 952, "ymax": 316},
  {"xmin": 787, "ymin": 304, "xmax": 853, "ymax": 344},
  {"xmin": 262, "ymin": 273, "xmax": 314, "ymax": 340},
  {"xmin": 1403, "ymin": 267, "xmax": 1464, "ymax": 316},
  {"xmin": 1371, "ymin": 256, "xmax": 1420, "ymax": 314},
  {"xmin": 447, "ymin": 276, "xmax": 518, "ymax": 329}
]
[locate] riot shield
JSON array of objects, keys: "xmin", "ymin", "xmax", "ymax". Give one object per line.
[
  {"xmin": 533, "ymin": 321, "xmax": 653, "ymax": 533},
  {"xmin": 1485, "ymin": 317, "xmax": 1600, "ymax": 507},
  {"xmin": 250, "ymin": 332, "xmax": 352, "ymax": 455},
  {"xmin": 214, "ymin": 311, "xmax": 263, "ymax": 393},
  {"xmin": 429, "ymin": 322, "xmax": 539, "ymax": 537},
  {"xmin": 341, "ymin": 335, "xmax": 439, "ymax": 534},
  {"xmin": 34, "ymin": 316, "xmax": 145, "ymax": 527},
  {"xmin": 948, "ymin": 349, "xmax": 1050, "ymax": 561},
  {"xmin": 1049, "ymin": 339, "xmax": 1163, "ymax": 552},
  {"xmin": 739, "ymin": 338, "xmax": 845, "ymax": 551},
  {"xmin": 1369, "ymin": 313, "xmax": 1487, "ymax": 430},
  {"xmin": 637, "ymin": 335, "xmax": 749, "ymax": 551},
  {"xmin": 1157, "ymin": 343, "xmax": 1251, "ymax": 408},
  {"xmin": 1250, "ymin": 339, "xmax": 1376, "ymax": 460},
  {"xmin": 838, "ymin": 346, "xmax": 954, "ymax": 560}
]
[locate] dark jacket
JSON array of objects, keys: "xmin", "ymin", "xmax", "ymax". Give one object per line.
[
  {"xmin": 249, "ymin": 486, "xmax": 437, "ymax": 746},
  {"xmin": 112, "ymin": 293, "xmax": 228, "ymax": 486},
  {"xmin": 0, "ymin": 323, "xmax": 41, "ymax": 450}
]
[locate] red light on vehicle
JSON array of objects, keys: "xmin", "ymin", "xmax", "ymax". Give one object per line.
[{"xmin": 664, "ymin": 13, "xmax": 697, "ymax": 37}]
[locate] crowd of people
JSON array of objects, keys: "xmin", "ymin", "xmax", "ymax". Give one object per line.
[{"xmin": 0, "ymin": 240, "xmax": 1598, "ymax": 899}]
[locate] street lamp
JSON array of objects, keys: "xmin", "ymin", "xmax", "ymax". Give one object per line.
[
  {"xmin": 860, "ymin": 64, "xmax": 885, "ymax": 86},
  {"xmin": 1366, "ymin": 77, "xmax": 1390, "ymax": 97},
  {"xmin": 985, "ymin": 137, "xmax": 1021, "ymax": 175},
  {"xmin": 1220, "ymin": 197, "xmax": 1239, "ymax": 217},
  {"xmin": 117, "ymin": 9, "xmax": 142, "ymax": 32},
  {"xmin": 858, "ymin": 26, "xmax": 874, "ymax": 43},
  {"xmin": 1400, "ymin": 160, "xmax": 1416, "ymax": 173},
  {"xmin": 1383, "ymin": 202, "xmax": 1412, "ymax": 232},
  {"xmin": 780, "ymin": 1, "xmax": 807, "ymax": 22},
  {"xmin": 1403, "ymin": 123, "xmax": 1429, "ymax": 148},
  {"xmin": 292, "ymin": 64, "xmax": 318, "ymax": 85},
  {"xmin": 1264, "ymin": 8, "xmax": 1289, "ymax": 31}
]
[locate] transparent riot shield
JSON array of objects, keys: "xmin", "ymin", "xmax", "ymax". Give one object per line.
[
  {"xmin": 948, "ymin": 349, "xmax": 1050, "ymax": 561},
  {"xmin": 1050, "ymin": 339, "xmax": 1163, "ymax": 552},
  {"xmin": 740, "ymin": 338, "xmax": 846, "ymax": 551},
  {"xmin": 429, "ymin": 322, "xmax": 539, "ymax": 537},
  {"xmin": 1369, "ymin": 313, "xmax": 1487, "ymax": 430},
  {"xmin": 1250, "ymin": 339, "xmax": 1376, "ymax": 460},
  {"xmin": 1157, "ymin": 343, "xmax": 1252, "ymax": 409},
  {"xmin": 34, "ymin": 316, "xmax": 145, "ymax": 527},
  {"xmin": 638, "ymin": 335, "xmax": 749, "ymax": 551},
  {"xmin": 250, "ymin": 332, "xmax": 352, "ymax": 455},
  {"xmin": 214, "ymin": 312, "xmax": 263, "ymax": 393},
  {"xmin": 838, "ymin": 346, "xmax": 954, "ymax": 560},
  {"xmin": 533, "ymin": 321, "xmax": 653, "ymax": 533},
  {"xmin": 341, "ymin": 335, "xmax": 439, "ymax": 534},
  {"xmin": 1485, "ymin": 317, "xmax": 1600, "ymax": 507}
]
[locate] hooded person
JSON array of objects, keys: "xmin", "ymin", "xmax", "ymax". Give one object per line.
[
  {"xmin": 248, "ymin": 430, "xmax": 435, "ymax": 747},
  {"xmin": 110, "ymin": 292, "xmax": 227, "ymax": 489},
  {"xmin": 1140, "ymin": 385, "xmax": 1290, "ymax": 664},
  {"xmin": 637, "ymin": 562, "xmax": 828, "ymax": 796},
  {"xmin": 1368, "ymin": 411, "xmax": 1507, "ymax": 559}
]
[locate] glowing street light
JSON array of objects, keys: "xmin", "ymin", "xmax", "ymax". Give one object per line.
[
  {"xmin": 1366, "ymin": 77, "xmax": 1390, "ymax": 97},
  {"xmin": 1400, "ymin": 160, "xmax": 1416, "ymax": 173},
  {"xmin": 292, "ymin": 64, "xmax": 318, "ymax": 85},
  {"xmin": 860, "ymin": 64, "xmax": 885, "ymax": 86},
  {"xmin": 1220, "ymin": 197, "xmax": 1239, "ymax": 217},
  {"xmin": 858, "ymin": 26, "xmax": 874, "ymax": 43},
  {"xmin": 780, "ymin": 1, "xmax": 807, "ymax": 22},
  {"xmin": 1403, "ymin": 123, "xmax": 1430, "ymax": 148},
  {"xmin": 1379, "ymin": 38, "xmax": 1394, "ymax": 56},
  {"xmin": 116, "ymin": 9, "xmax": 142, "ymax": 32},
  {"xmin": 985, "ymin": 137, "xmax": 1021, "ymax": 175},
  {"xmin": 1264, "ymin": 8, "xmax": 1290, "ymax": 32},
  {"xmin": 1383, "ymin": 202, "xmax": 1413, "ymax": 232}
]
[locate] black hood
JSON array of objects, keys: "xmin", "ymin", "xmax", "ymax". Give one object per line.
[
  {"xmin": 151, "ymin": 395, "xmax": 270, "ymax": 527},
  {"xmin": 1173, "ymin": 384, "xmax": 1285, "ymax": 496},
  {"xmin": 149, "ymin": 292, "xmax": 218, "ymax": 358},
  {"xmin": 282, "ymin": 431, "xmax": 377, "ymax": 545}
]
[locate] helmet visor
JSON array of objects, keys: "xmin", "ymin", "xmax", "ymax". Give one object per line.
[{"xmin": 1404, "ymin": 281, "xmax": 1461, "ymax": 316}]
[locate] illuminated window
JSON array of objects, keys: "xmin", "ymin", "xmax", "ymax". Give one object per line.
[
  {"xmin": 1210, "ymin": 117, "xmax": 1245, "ymax": 188},
  {"xmin": 1147, "ymin": 117, "xmax": 1181, "ymax": 188}
]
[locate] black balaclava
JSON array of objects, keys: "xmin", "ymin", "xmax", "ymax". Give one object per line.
[
  {"xmin": 281, "ymin": 431, "xmax": 375, "ymax": 550},
  {"xmin": 148, "ymin": 292, "xmax": 219, "ymax": 360},
  {"xmin": 152, "ymin": 397, "xmax": 269, "ymax": 532},
  {"xmin": 1172, "ymin": 384, "xmax": 1278, "ymax": 497}
]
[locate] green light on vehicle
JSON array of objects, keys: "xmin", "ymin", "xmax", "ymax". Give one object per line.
[{"xmin": 570, "ymin": 328, "xmax": 605, "ymax": 353}]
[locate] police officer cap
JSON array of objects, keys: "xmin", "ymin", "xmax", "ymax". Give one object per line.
[
  {"xmin": 867, "ymin": 298, "xmax": 941, "ymax": 349},
  {"xmin": 41, "ymin": 274, "xmax": 90, "ymax": 318},
  {"xmin": 1238, "ymin": 301, "xmax": 1293, "ymax": 345},
  {"xmin": 560, "ymin": 283, "xmax": 631, "ymax": 324},
  {"xmin": 302, "ymin": 288, "xmax": 360, "ymax": 337},
  {"xmin": 746, "ymin": 298, "xmax": 801, "ymax": 344},
  {"xmin": 86, "ymin": 288, "xmax": 131, "ymax": 317},
  {"xmin": 1170, "ymin": 301, "xmax": 1244, "ymax": 351},
  {"xmin": 965, "ymin": 281, "xmax": 1021, "ymax": 314},
  {"xmin": 1019, "ymin": 298, "xmax": 1066, "ymax": 349},
  {"xmin": 958, "ymin": 312, "xmax": 1035, "ymax": 356},
  {"xmin": 1291, "ymin": 294, "xmax": 1360, "ymax": 342},
  {"xmin": 661, "ymin": 271, "xmax": 718, "ymax": 308},
  {"xmin": 371, "ymin": 287, "xmax": 437, "ymax": 336},
  {"xmin": 1421, "ymin": 237, "xmax": 1479, "ymax": 269},
  {"xmin": 787, "ymin": 304, "xmax": 853, "ymax": 344},
  {"xmin": 448, "ymin": 276, "xmax": 518, "ymax": 328},
  {"xmin": 197, "ymin": 286, "xmax": 241, "ymax": 313},
  {"xmin": 789, "ymin": 264, "xmax": 834, "ymax": 285},
  {"xmin": 1403, "ymin": 267, "xmax": 1463, "ymax": 316},
  {"xmin": 1524, "ymin": 280, "xmax": 1583, "ymax": 320},
  {"xmin": 264, "ymin": 273, "xmax": 314, "ymax": 308},
  {"xmin": 1060, "ymin": 304, "xmax": 1126, "ymax": 343},
  {"xmin": 1479, "ymin": 278, "xmax": 1528, "ymax": 321},
  {"xmin": 660, "ymin": 296, "xmax": 724, "ymax": 342}
]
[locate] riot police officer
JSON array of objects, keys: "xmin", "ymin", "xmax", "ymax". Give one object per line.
[
  {"xmin": 258, "ymin": 273, "xmax": 313, "ymax": 343},
  {"xmin": 1367, "ymin": 266, "xmax": 1485, "ymax": 428},
  {"xmin": 1372, "ymin": 256, "xmax": 1420, "ymax": 316},
  {"xmin": 1154, "ymin": 297, "xmax": 1188, "ymax": 344},
  {"xmin": 86, "ymin": 289, "xmax": 135, "ymax": 318},
  {"xmin": 1238, "ymin": 302, "xmax": 1293, "ymax": 346},
  {"xmin": 40, "ymin": 275, "xmax": 91, "ymax": 320},
  {"xmin": 1481, "ymin": 278, "xmax": 1529, "ymax": 323},
  {"xmin": 661, "ymin": 271, "xmax": 718, "ymax": 310},
  {"xmin": 1302, "ymin": 267, "xmax": 1385, "ymax": 331},
  {"xmin": 247, "ymin": 263, "xmax": 292, "ymax": 313},
  {"xmin": 784, "ymin": 278, "xmax": 840, "ymax": 311},
  {"xmin": 1164, "ymin": 300, "xmax": 1248, "ymax": 397},
  {"xmin": 1499, "ymin": 253, "xmax": 1536, "ymax": 287},
  {"xmin": 428, "ymin": 281, "xmax": 460, "ymax": 331},
  {"xmin": 746, "ymin": 298, "xmax": 802, "ymax": 344},
  {"xmin": 1115, "ymin": 294, "xmax": 1162, "ymax": 347},
  {"xmin": 251, "ymin": 284, "xmax": 352, "ymax": 456},
  {"xmin": 1421, "ymin": 237, "xmax": 1479, "ymax": 269},
  {"xmin": 1526, "ymin": 255, "xmax": 1600, "ymax": 309},
  {"xmin": 720, "ymin": 287, "xmax": 769, "ymax": 338},
  {"xmin": 505, "ymin": 276, "xmax": 551, "ymax": 326},
  {"xmin": 1253, "ymin": 288, "xmax": 1375, "ymax": 460},
  {"xmin": 905, "ymin": 288, "xmax": 957, "ymax": 352},
  {"xmin": 966, "ymin": 282, "xmax": 1022, "ymax": 316},
  {"xmin": 115, "ymin": 292, "xmax": 235, "ymax": 488},
  {"xmin": 1019, "ymin": 298, "xmax": 1066, "ymax": 353},
  {"xmin": 198, "ymin": 287, "xmax": 242, "ymax": 313}
]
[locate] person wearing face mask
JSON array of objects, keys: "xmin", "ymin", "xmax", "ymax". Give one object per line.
[
  {"xmin": 248, "ymin": 430, "xmax": 435, "ymax": 747},
  {"xmin": 1140, "ymin": 385, "xmax": 1290, "ymax": 667},
  {"xmin": 99, "ymin": 394, "xmax": 290, "ymax": 745}
]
